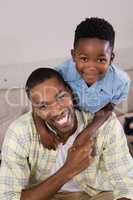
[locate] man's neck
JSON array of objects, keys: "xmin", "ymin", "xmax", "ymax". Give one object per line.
[
  {"xmin": 57, "ymin": 116, "xmax": 78, "ymax": 144},
  {"xmin": 47, "ymin": 114, "xmax": 78, "ymax": 144}
]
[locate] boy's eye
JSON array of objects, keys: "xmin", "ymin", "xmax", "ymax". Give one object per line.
[
  {"xmin": 80, "ymin": 57, "xmax": 88, "ymax": 63},
  {"xmin": 97, "ymin": 58, "xmax": 107, "ymax": 63}
]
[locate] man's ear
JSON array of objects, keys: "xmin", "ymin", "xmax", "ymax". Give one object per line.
[
  {"xmin": 110, "ymin": 52, "xmax": 115, "ymax": 64},
  {"xmin": 71, "ymin": 49, "xmax": 76, "ymax": 62}
]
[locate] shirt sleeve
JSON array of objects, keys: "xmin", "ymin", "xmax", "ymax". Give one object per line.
[
  {"xmin": 55, "ymin": 59, "xmax": 69, "ymax": 76},
  {"xmin": 111, "ymin": 71, "xmax": 131, "ymax": 104},
  {"xmin": 0, "ymin": 126, "xmax": 30, "ymax": 200},
  {"xmin": 55, "ymin": 58, "xmax": 79, "ymax": 82},
  {"xmin": 103, "ymin": 114, "xmax": 133, "ymax": 199}
]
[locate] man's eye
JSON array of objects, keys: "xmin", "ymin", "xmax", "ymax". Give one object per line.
[
  {"xmin": 57, "ymin": 92, "xmax": 69, "ymax": 100},
  {"xmin": 97, "ymin": 58, "xmax": 107, "ymax": 63}
]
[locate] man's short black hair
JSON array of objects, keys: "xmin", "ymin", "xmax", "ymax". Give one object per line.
[
  {"xmin": 25, "ymin": 67, "xmax": 71, "ymax": 98},
  {"xmin": 74, "ymin": 17, "xmax": 115, "ymax": 49},
  {"xmin": 25, "ymin": 67, "xmax": 79, "ymax": 106},
  {"xmin": 25, "ymin": 67, "xmax": 79, "ymax": 108}
]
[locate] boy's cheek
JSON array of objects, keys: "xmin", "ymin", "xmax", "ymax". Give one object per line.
[
  {"xmin": 98, "ymin": 64, "xmax": 109, "ymax": 74},
  {"xmin": 75, "ymin": 62, "xmax": 83, "ymax": 72}
]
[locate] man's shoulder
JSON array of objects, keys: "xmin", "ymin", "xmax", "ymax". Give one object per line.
[
  {"xmin": 101, "ymin": 112, "xmax": 119, "ymax": 128},
  {"xmin": 79, "ymin": 109, "xmax": 118, "ymax": 125},
  {"xmin": 8, "ymin": 111, "xmax": 33, "ymax": 132},
  {"xmin": 80, "ymin": 110, "xmax": 119, "ymax": 128},
  {"xmin": 2, "ymin": 112, "xmax": 34, "ymax": 154},
  {"xmin": 75, "ymin": 109, "xmax": 94, "ymax": 127}
]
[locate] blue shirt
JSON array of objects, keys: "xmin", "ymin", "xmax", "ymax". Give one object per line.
[{"xmin": 56, "ymin": 58, "xmax": 130, "ymax": 113}]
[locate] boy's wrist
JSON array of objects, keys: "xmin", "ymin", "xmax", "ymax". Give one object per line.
[{"xmin": 58, "ymin": 165, "xmax": 75, "ymax": 182}]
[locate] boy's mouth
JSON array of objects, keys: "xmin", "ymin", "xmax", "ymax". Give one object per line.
[{"xmin": 82, "ymin": 73, "xmax": 99, "ymax": 84}]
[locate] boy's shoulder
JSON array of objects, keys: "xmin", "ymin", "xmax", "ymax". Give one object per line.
[
  {"xmin": 103, "ymin": 64, "xmax": 130, "ymax": 86},
  {"xmin": 56, "ymin": 58, "xmax": 75, "ymax": 71},
  {"xmin": 102, "ymin": 64, "xmax": 130, "ymax": 104},
  {"xmin": 56, "ymin": 58, "xmax": 80, "ymax": 81},
  {"xmin": 109, "ymin": 64, "xmax": 130, "ymax": 82}
]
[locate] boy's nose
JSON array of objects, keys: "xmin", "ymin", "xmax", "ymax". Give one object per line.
[
  {"xmin": 83, "ymin": 65, "xmax": 97, "ymax": 74},
  {"xmin": 84, "ymin": 60, "xmax": 96, "ymax": 70}
]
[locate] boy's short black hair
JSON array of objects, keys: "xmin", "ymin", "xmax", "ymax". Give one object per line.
[
  {"xmin": 74, "ymin": 17, "xmax": 115, "ymax": 49},
  {"xmin": 25, "ymin": 67, "xmax": 71, "ymax": 98}
]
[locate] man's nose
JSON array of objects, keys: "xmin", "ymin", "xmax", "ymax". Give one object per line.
[{"xmin": 49, "ymin": 101, "xmax": 64, "ymax": 116}]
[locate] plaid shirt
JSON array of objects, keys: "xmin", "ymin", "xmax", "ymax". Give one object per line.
[{"xmin": 0, "ymin": 110, "xmax": 133, "ymax": 200}]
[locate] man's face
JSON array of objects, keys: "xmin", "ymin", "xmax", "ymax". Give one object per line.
[
  {"xmin": 30, "ymin": 77, "xmax": 77, "ymax": 138},
  {"xmin": 71, "ymin": 38, "xmax": 113, "ymax": 85}
]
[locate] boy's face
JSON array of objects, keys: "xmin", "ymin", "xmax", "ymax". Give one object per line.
[
  {"xmin": 71, "ymin": 38, "xmax": 114, "ymax": 85},
  {"xmin": 30, "ymin": 77, "xmax": 77, "ymax": 139}
]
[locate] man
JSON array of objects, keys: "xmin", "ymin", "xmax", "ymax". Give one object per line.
[{"xmin": 0, "ymin": 68, "xmax": 133, "ymax": 200}]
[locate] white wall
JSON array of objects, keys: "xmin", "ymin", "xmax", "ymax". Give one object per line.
[{"xmin": 0, "ymin": 0, "xmax": 133, "ymax": 88}]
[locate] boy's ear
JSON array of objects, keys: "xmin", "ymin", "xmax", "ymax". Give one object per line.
[
  {"xmin": 110, "ymin": 52, "xmax": 115, "ymax": 63},
  {"xmin": 71, "ymin": 49, "xmax": 76, "ymax": 62}
]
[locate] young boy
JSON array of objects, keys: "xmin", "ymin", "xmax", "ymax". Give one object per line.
[{"xmin": 34, "ymin": 17, "xmax": 130, "ymax": 150}]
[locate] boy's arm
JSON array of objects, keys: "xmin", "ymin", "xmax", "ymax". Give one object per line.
[
  {"xmin": 117, "ymin": 199, "xmax": 131, "ymax": 200},
  {"xmin": 111, "ymin": 69, "xmax": 130, "ymax": 105},
  {"xmin": 73, "ymin": 103, "xmax": 115, "ymax": 147},
  {"xmin": 33, "ymin": 113, "xmax": 60, "ymax": 150}
]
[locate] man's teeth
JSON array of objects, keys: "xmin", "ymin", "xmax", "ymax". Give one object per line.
[{"xmin": 55, "ymin": 114, "xmax": 68, "ymax": 125}]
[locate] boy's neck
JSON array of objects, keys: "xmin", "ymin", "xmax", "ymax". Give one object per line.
[{"xmin": 86, "ymin": 83, "xmax": 91, "ymax": 87}]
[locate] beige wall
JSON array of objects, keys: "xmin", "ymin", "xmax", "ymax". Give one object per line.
[{"xmin": 0, "ymin": 0, "xmax": 133, "ymax": 88}]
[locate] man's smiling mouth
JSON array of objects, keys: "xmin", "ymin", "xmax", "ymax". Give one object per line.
[{"xmin": 53, "ymin": 110, "xmax": 71, "ymax": 127}]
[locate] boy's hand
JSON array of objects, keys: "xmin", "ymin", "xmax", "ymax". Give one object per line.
[
  {"xmin": 73, "ymin": 103, "xmax": 114, "ymax": 155},
  {"xmin": 38, "ymin": 128, "xmax": 60, "ymax": 150},
  {"xmin": 32, "ymin": 112, "xmax": 61, "ymax": 150},
  {"xmin": 73, "ymin": 130, "xmax": 96, "ymax": 156},
  {"xmin": 73, "ymin": 129, "xmax": 91, "ymax": 146},
  {"xmin": 63, "ymin": 139, "xmax": 94, "ymax": 178}
]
